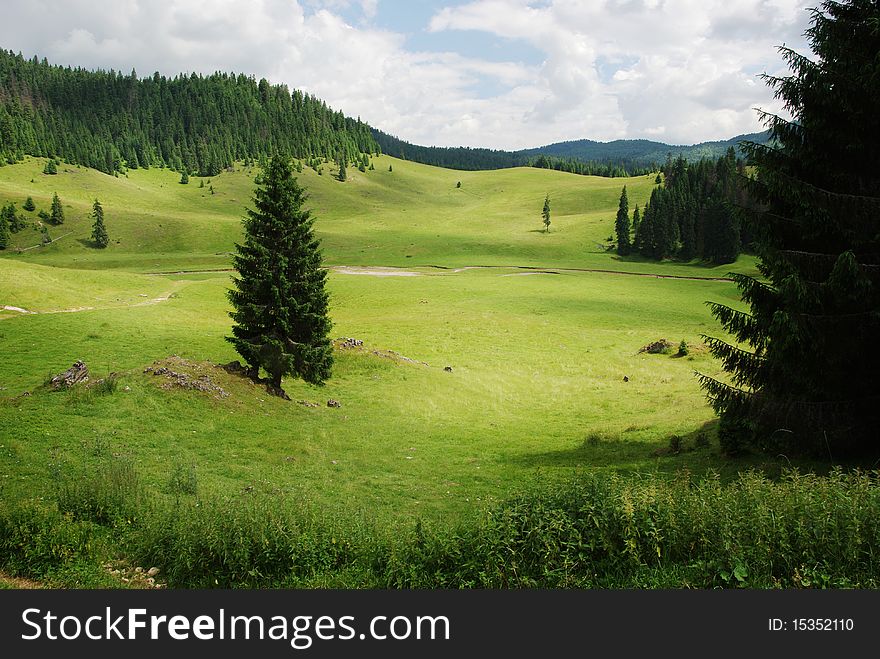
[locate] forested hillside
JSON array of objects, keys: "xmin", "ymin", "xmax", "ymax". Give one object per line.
[{"xmin": 0, "ymin": 50, "xmax": 378, "ymax": 176}]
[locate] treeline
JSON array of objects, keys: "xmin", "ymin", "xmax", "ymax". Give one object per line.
[
  {"xmin": 373, "ymin": 128, "xmax": 650, "ymax": 177},
  {"xmin": 616, "ymin": 148, "xmax": 748, "ymax": 264},
  {"xmin": 0, "ymin": 50, "xmax": 378, "ymax": 176},
  {"xmin": 371, "ymin": 128, "xmax": 523, "ymax": 170},
  {"xmin": 530, "ymin": 154, "xmax": 653, "ymax": 178}
]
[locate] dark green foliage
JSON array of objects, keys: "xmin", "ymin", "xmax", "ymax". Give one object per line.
[
  {"xmin": 542, "ymin": 194, "xmax": 551, "ymax": 232},
  {"xmin": 49, "ymin": 192, "xmax": 63, "ymax": 225},
  {"xmin": 388, "ymin": 164, "xmax": 393, "ymax": 172},
  {"xmin": 37, "ymin": 209, "xmax": 49, "ymax": 222},
  {"xmin": 23, "ymin": 196, "xmax": 35, "ymax": 211},
  {"xmin": 337, "ymin": 156, "xmax": 347, "ymax": 182},
  {"xmin": 637, "ymin": 150, "xmax": 744, "ymax": 263},
  {"xmin": 179, "ymin": 171, "xmax": 189, "ymax": 184},
  {"xmin": 90, "ymin": 198, "xmax": 108, "ymax": 248},
  {"xmin": 0, "ymin": 50, "xmax": 377, "ymax": 176},
  {"xmin": 40, "ymin": 225, "xmax": 51, "ymax": 245},
  {"xmin": 227, "ymin": 154, "xmax": 333, "ymax": 396},
  {"xmin": 701, "ymin": 0, "xmax": 880, "ymax": 457},
  {"xmin": 531, "ymin": 154, "xmax": 646, "ymax": 178},
  {"xmin": 42, "ymin": 159, "xmax": 57, "ymax": 174},
  {"xmin": 456, "ymin": 181, "xmax": 461, "ymax": 189},
  {"xmin": 614, "ymin": 185, "xmax": 631, "ymax": 255},
  {"xmin": 677, "ymin": 340, "xmax": 689, "ymax": 356}
]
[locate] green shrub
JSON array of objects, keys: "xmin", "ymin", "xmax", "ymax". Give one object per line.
[
  {"xmin": 56, "ymin": 457, "xmax": 143, "ymax": 525},
  {"xmin": 0, "ymin": 502, "xmax": 101, "ymax": 579},
  {"xmin": 379, "ymin": 469, "xmax": 880, "ymax": 589},
  {"xmin": 93, "ymin": 373, "xmax": 119, "ymax": 395},
  {"xmin": 127, "ymin": 496, "xmax": 368, "ymax": 588}
]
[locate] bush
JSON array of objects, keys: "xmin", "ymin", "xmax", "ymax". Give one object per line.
[
  {"xmin": 0, "ymin": 502, "xmax": 102, "ymax": 579},
  {"xmin": 92, "ymin": 373, "xmax": 119, "ymax": 395},
  {"xmin": 380, "ymin": 469, "xmax": 880, "ymax": 589},
  {"xmin": 127, "ymin": 496, "xmax": 368, "ymax": 588},
  {"xmin": 56, "ymin": 457, "xmax": 143, "ymax": 525},
  {"xmin": 677, "ymin": 340, "xmax": 689, "ymax": 356}
]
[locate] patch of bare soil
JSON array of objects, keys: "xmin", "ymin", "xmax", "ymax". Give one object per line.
[
  {"xmin": 0, "ymin": 572, "xmax": 42, "ymax": 589},
  {"xmin": 144, "ymin": 355, "xmax": 229, "ymax": 398}
]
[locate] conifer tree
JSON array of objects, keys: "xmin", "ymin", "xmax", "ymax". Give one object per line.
[
  {"xmin": 90, "ymin": 199, "xmax": 108, "ymax": 248},
  {"xmin": 23, "ymin": 196, "xmax": 35, "ymax": 212},
  {"xmin": 50, "ymin": 192, "xmax": 64, "ymax": 225},
  {"xmin": 615, "ymin": 186, "xmax": 631, "ymax": 255},
  {"xmin": 700, "ymin": 0, "xmax": 880, "ymax": 456},
  {"xmin": 179, "ymin": 171, "xmax": 189, "ymax": 184},
  {"xmin": 337, "ymin": 157, "xmax": 347, "ymax": 182},
  {"xmin": 542, "ymin": 194, "xmax": 551, "ymax": 233},
  {"xmin": 227, "ymin": 153, "xmax": 333, "ymax": 398},
  {"xmin": 632, "ymin": 205, "xmax": 641, "ymax": 238},
  {"xmin": 43, "ymin": 159, "xmax": 57, "ymax": 175}
]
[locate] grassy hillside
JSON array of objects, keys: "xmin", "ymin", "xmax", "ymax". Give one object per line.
[{"xmin": 0, "ymin": 156, "xmax": 756, "ymax": 276}]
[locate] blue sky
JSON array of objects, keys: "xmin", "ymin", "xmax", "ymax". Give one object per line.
[{"xmin": 0, "ymin": 0, "xmax": 813, "ymax": 150}]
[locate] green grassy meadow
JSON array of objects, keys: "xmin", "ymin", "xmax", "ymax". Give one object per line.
[{"xmin": 3, "ymin": 154, "xmax": 832, "ymax": 584}]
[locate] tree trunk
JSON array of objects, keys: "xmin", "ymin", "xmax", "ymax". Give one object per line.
[{"xmin": 265, "ymin": 373, "xmax": 289, "ymax": 400}]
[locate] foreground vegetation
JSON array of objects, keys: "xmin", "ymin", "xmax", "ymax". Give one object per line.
[{"xmin": 2, "ymin": 462, "xmax": 876, "ymax": 589}]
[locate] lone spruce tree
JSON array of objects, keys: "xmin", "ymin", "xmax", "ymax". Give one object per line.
[
  {"xmin": 615, "ymin": 186, "xmax": 631, "ymax": 255},
  {"xmin": 699, "ymin": 0, "xmax": 880, "ymax": 457},
  {"xmin": 50, "ymin": 192, "xmax": 64, "ymax": 225},
  {"xmin": 542, "ymin": 194, "xmax": 551, "ymax": 232},
  {"xmin": 90, "ymin": 199, "xmax": 109, "ymax": 248},
  {"xmin": 227, "ymin": 153, "xmax": 333, "ymax": 398}
]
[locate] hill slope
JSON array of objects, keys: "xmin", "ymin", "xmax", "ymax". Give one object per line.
[{"xmin": 0, "ymin": 155, "xmax": 755, "ymax": 277}]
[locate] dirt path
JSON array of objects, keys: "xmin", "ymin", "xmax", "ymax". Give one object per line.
[
  {"xmin": 329, "ymin": 264, "xmax": 733, "ymax": 282},
  {"xmin": 0, "ymin": 571, "xmax": 42, "ymax": 589},
  {"xmin": 1, "ymin": 293, "xmax": 175, "ymax": 317},
  {"xmin": 144, "ymin": 263, "xmax": 733, "ymax": 282}
]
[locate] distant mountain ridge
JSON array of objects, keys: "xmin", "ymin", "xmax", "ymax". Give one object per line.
[
  {"xmin": 519, "ymin": 132, "xmax": 771, "ymax": 166},
  {"xmin": 373, "ymin": 129, "xmax": 771, "ymax": 173}
]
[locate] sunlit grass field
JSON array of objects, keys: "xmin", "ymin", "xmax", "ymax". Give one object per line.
[{"xmin": 0, "ymin": 156, "xmax": 784, "ymax": 526}]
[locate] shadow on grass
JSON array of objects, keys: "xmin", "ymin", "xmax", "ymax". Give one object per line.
[{"xmin": 506, "ymin": 419, "xmax": 850, "ymax": 481}]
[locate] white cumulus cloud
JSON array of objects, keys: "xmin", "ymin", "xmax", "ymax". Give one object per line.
[{"xmin": 0, "ymin": 0, "xmax": 813, "ymax": 149}]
